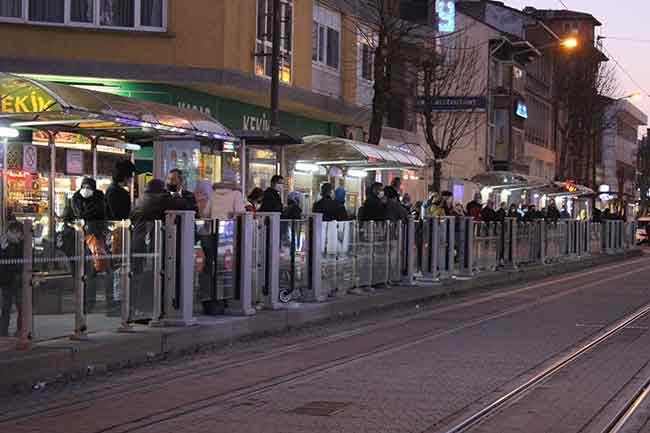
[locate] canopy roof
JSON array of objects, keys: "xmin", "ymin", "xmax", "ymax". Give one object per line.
[
  {"xmin": 0, "ymin": 73, "xmax": 235, "ymax": 141},
  {"xmin": 470, "ymin": 171, "xmax": 547, "ymax": 189},
  {"xmin": 535, "ymin": 181, "xmax": 595, "ymax": 197},
  {"xmin": 294, "ymin": 135, "xmax": 426, "ymax": 169}
]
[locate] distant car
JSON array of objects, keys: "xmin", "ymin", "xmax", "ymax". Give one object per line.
[{"xmin": 636, "ymin": 217, "xmax": 650, "ymax": 244}]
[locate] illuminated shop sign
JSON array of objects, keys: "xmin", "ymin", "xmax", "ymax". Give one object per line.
[
  {"xmin": 437, "ymin": 0, "xmax": 456, "ymax": 33},
  {"xmin": 515, "ymin": 101, "xmax": 529, "ymax": 119}
]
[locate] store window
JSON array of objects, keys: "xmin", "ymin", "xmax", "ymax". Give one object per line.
[
  {"xmin": 255, "ymin": 0, "xmax": 293, "ymax": 84},
  {"xmin": 0, "ymin": 0, "xmax": 167, "ymax": 30},
  {"xmin": 360, "ymin": 42, "xmax": 374, "ymax": 81}
]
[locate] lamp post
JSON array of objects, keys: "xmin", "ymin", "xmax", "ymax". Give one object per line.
[{"xmin": 0, "ymin": 127, "xmax": 19, "ymax": 231}]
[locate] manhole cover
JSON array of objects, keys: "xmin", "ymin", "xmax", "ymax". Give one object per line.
[{"xmin": 289, "ymin": 401, "xmax": 351, "ymax": 417}]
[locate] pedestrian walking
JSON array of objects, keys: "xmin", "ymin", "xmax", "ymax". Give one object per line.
[
  {"xmin": 105, "ymin": 159, "xmax": 136, "ymax": 221},
  {"xmin": 166, "ymin": 169, "xmax": 198, "ymax": 214},
  {"xmin": 313, "ymin": 183, "xmax": 347, "ymax": 221},
  {"xmin": 259, "ymin": 175, "xmax": 284, "ymax": 213}
]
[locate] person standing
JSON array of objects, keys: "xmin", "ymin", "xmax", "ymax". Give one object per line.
[
  {"xmin": 496, "ymin": 202, "xmax": 508, "ymax": 222},
  {"xmin": 167, "ymin": 169, "xmax": 198, "ymax": 214},
  {"xmin": 259, "ymin": 175, "xmax": 284, "ymax": 213},
  {"xmin": 105, "ymin": 160, "xmax": 136, "ymax": 221},
  {"xmin": 245, "ymin": 188, "xmax": 265, "ymax": 216},
  {"xmin": 546, "ymin": 201, "xmax": 561, "ymax": 222},
  {"xmin": 194, "ymin": 180, "xmax": 214, "ymax": 220},
  {"xmin": 385, "ymin": 186, "xmax": 409, "ymax": 222},
  {"xmin": 313, "ymin": 183, "xmax": 347, "ymax": 222},
  {"xmin": 440, "ymin": 191, "xmax": 455, "ymax": 216},
  {"xmin": 0, "ymin": 221, "xmax": 23, "ymax": 337},
  {"xmin": 466, "ymin": 193, "xmax": 482, "ymax": 220},
  {"xmin": 210, "ymin": 181, "xmax": 246, "ymax": 220},
  {"xmin": 360, "ymin": 182, "xmax": 387, "ymax": 221},
  {"xmin": 284, "ymin": 191, "xmax": 303, "ymax": 220},
  {"xmin": 390, "ymin": 177, "xmax": 402, "ymax": 198},
  {"xmin": 480, "ymin": 200, "xmax": 497, "ymax": 222}
]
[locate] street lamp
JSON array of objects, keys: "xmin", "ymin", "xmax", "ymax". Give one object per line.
[{"xmin": 561, "ymin": 37, "xmax": 578, "ymax": 49}]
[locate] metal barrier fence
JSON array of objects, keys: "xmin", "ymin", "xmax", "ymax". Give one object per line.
[{"xmin": 0, "ymin": 212, "xmax": 639, "ymax": 349}]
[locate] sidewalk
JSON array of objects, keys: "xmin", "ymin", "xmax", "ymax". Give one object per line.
[{"xmin": 0, "ymin": 250, "xmax": 642, "ymax": 396}]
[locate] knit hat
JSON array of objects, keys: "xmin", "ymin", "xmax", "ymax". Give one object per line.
[{"xmin": 81, "ymin": 177, "xmax": 97, "ymax": 190}]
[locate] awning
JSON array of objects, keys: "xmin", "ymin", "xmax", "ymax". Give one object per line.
[
  {"xmin": 471, "ymin": 171, "xmax": 547, "ymax": 189},
  {"xmin": 534, "ymin": 181, "xmax": 595, "ymax": 197},
  {"xmin": 0, "ymin": 73, "xmax": 235, "ymax": 141},
  {"xmin": 294, "ymin": 135, "xmax": 426, "ymax": 169},
  {"xmin": 234, "ymin": 130, "xmax": 302, "ymax": 146}
]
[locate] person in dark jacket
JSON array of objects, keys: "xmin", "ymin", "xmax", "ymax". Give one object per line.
[
  {"xmin": 545, "ymin": 201, "xmax": 561, "ymax": 222},
  {"xmin": 523, "ymin": 204, "xmax": 542, "ymax": 222},
  {"xmin": 360, "ymin": 182, "xmax": 387, "ymax": 221},
  {"xmin": 259, "ymin": 175, "xmax": 284, "ymax": 213},
  {"xmin": 480, "ymin": 200, "xmax": 497, "ymax": 222},
  {"xmin": 560, "ymin": 207, "xmax": 572, "ymax": 219},
  {"xmin": 0, "ymin": 221, "xmax": 23, "ymax": 337},
  {"xmin": 284, "ymin": 191, "xmax": 303, "ymax": 220},
  {"xmin": 167, "ymin": 169, "xmax": 198, "ymax": 214},
  {"xmin": 466, "ymin": 193, "xmax": 482, "ymax": 220},
  {"xmin": 508, "ymin": 204, "xmax": 521, "ymax": 219},
  {"xmin": 131, "ymin": 179, "xmax": 188, "ymax": 225},
  {"xmin": 105, "ymin": 159, "xmax": 136, "ymax": 220},
  {"xmin": 496, "ymin": 202, "xmax": 507, "ymax": 222},
  {"xmin": 313, "ymin": 183, "xmax": 347, "ymax": 222},
  {"xmin": 70, "ymin": 177, "xmax": 107, "ymax": 235},
  {"xmin": 384, "ymin": 186, "xmax": 409, "ymax": 222}
]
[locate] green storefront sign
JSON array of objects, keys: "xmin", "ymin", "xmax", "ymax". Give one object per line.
[{"xmin": 24, "ymin": 75, "xmax": 343, "ymax": 139}]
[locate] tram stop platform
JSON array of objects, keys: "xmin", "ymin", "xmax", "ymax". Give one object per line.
[{"xmin": 0, "ymin": 249, "xmax": 642, "ymax": 396}]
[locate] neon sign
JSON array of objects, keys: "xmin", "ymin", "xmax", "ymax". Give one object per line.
[
  {"xmin": 515, "ymin": 101, "xmax": 529, "ymax": 119},
  {"xmin": 437, "ymin": 0, "xmax": 456, "ymax": 33}
]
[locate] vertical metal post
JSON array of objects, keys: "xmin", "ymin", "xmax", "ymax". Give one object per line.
[
  {"xmin": 227, "ymin": 212, "xmax": 256, "ymax": 315},
  {"xmin": 17, "ymin": 219, "xmax": 33, "ymax": 350},
  {"xmin": 48, "ymin": 132, "xmax": 56, "ymax": 249},
  {"xmin": 502, "ymin": 218, "xmax": 517, "ymax": 270},
  {"xmin": 118, "ymin": 221, "xmax": 133, "ymax": 332},
  {"xmin": 162, "ymin": 211, "xmax": 197, "ymax": 326},
  {"xmin": 129, "ymin": 151, "xmax": 136, "ymax": 205},
  {"xmin": 1, "ymin": 137, "xmax": 8, "ymax": 231},
  {"xmin": 264, "ymin": 213, "xmax": 281, "ymax": 309},
  {"xmin": 240, "ymin": 139, "xmax": 247, "ymax": 196},
  {"xmin": 306, "ymin": 213, "xmax": 326, "ymax": 301},
  {"xmin": 444, "ymin": 217, "xmax": 455, "ymax": 278},
  {"xmin": 405, "ymin": 216, "xmax": 416, "ymax": 284},
  {"xmin": 150, "ymin": 220, "xmax": 164, "ymax": 326},
  {"xmin": 91, "ymin": 137, "xmax": 98, "ymax": 180},
  {"xmin": 71, "ymin": 224, "xmax": 87, "ymax": 340},
  {"xmin": 538, "ymin": 220, "xmax": 547, "ymax": 264},
  {"xmin": 368, "ymin": 220, "xmax": 375, "ymax": 289}
]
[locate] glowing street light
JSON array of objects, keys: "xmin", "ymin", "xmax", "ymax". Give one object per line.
[
  {"xmin": 561, "ymin": 37, "xmax": 579, "ymax": 49},
  {"xmin": 617, "ymin": 92, "xmax": 643, "ymax": 102}
]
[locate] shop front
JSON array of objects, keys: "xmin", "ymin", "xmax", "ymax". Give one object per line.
[{"xmin": 20, "ymin": 76, "xmax": 345, "ymax": 195}]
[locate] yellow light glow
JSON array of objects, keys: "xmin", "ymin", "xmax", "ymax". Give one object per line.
[
  {"xmin": 630, "ymin": 92, "xmax": 642, "ymax": 101},
  {"xmin": 562, "ymin": 38, "xmax": 578, "ymax": 49}
]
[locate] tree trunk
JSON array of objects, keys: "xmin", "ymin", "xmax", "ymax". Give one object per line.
[{"xmin": 432, "ymin": 161, "xmax": 442, "ymax": 193}]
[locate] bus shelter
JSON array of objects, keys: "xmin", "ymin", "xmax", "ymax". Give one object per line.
[{"xmin": 0, "ymin": 73, "xmax": 238, "ymax": 233}]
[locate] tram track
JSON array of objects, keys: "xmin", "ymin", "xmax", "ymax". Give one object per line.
[{"xmin": 2, "ymin": 257, "xmax": 649, "ymax": 433}]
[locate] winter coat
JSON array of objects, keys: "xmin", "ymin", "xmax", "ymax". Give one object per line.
[
  {"xmin": 480, "ymin": 207, "xmax": 497, "ymax": 222},
  {"xmin": 0, "ymin": 235, "xmax": 23, "ymax": 287},
  {"xmin": 210, "ymin": 186, "xmax": 246, "ymax": 220},
  {"xmin": 71, "ymin": 189, "xmax": 107, "ymax": 238},
  {"xmin": 466, "ymin": 201, "xmax": 482, "ymax": 220},
  {"xmin": 360, "ymin": 194, "xmax": 387, "ymax": 221},
  {"xmin": 546, "ymin": 207, "xmax": 561, "ymax": 221},
  {"xmin": 176, "ymin": 190, "xmax": 198, "ymax": 215},
  {"xmin": 312, "ymin": 197, "xmax": 347, "ymax": 222},
  {"xmin": 496, "ymin": 208, "xmax": 507, "ymax": 222},
  {"xmin": 283, "ymin": 204, "xmax": 303, "ymax": 220},
  {"xmin": 130, "ymin": 191, "xmax": 188, "ymax": 225},
  {"xmin": 386, "ymin": 199, "xmax": 409, "ymax": 223},
  {"xmin": 259, "ymin": 188, "xmax": 283, "ymax": 213},
  {"xmin": 105, "ymin": 183, "xmax": 131, "ymax": 220}
]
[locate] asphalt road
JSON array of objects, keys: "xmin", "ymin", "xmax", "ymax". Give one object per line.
[{"xmin": 3, "ymin": 256, "xmax": 650, "ymax": 433}]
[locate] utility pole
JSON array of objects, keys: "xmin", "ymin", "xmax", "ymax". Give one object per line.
[{"xmin": 270, "ymin": 0, "xmax": 281, "ymax": 131}]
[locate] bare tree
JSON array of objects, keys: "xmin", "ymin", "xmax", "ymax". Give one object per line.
[
  {"xmin": 555, "ymin": 48, "xmax": 618, "ymax": 188},
  {"xmin": 415, "ymin": 33, "xmax": 486, "ymax": 192},
  {"xmin": 341, "ymin": 0, "xmax": 423, "ymax": 144}
]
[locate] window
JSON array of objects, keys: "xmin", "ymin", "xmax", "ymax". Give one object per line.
[
  {"xmin": 312, "ymin": 4, "xmax": 340, "ymax": 72},
  {"xmin": 256, "ymin": 0, "xmax": 293, "ymax": 84},
  {"xmin": 360, "ymin": 42, "xmax": 374, "ymax": 81},
  {"xmin": 0, "ymin": 0, "xmax": 166, "ymax": 30}
]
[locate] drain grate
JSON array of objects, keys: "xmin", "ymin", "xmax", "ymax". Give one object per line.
[{"xmin": 289, "ymin": 401, "xmax": 351, "ymax": 417}]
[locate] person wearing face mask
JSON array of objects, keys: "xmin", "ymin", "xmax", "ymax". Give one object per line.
[
  {"xmin": 245, "ymin": 188, "xmax": 265, "ymax": 217},
  {"xmin": 166, "ymin": 169, "xmax": 199, "ymax": 214},
  {"xmin": 259, "ymin": 175, "xmax": 284, "ymax": 213},
  {"xmin": 0, "ymin": 221, "xmax": 24, "ymax": 337},
  {"xmin": 105, "ymin": 159, "xmax": 136, "ymax": 221},
  {"xmin": 360, "ymin": 182, "xmax": 388, "ymax": 221}
]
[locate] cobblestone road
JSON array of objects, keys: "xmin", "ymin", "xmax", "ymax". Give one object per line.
[{"xmin": 2, "ymin": 257, "xmax": 650, "ymax": 433}]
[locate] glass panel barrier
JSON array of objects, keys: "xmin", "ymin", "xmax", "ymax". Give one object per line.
[
  {"xmin": 388, "ymin": 221, "xmax": 402, "ymax": 283},
  {"xmin": 83, "ymin": 220, "xmax": 124, "ymax": 332},
  {"xmin": 590, "ymin": 222, "xmax": 602, "ymax": 255},
  {"xmin": 356, "ymin": 221, "xmax": 373, "ymax": 288},
  {"xmin": 438, "ymin": 217, "xmax": 454, "ymax": 277},
  {"xmin": 251, "ymin": 217, "xmax": 268, "ymax": 306},
  {"xmin": 320, "ymin": 221, "xmax": 338, "ymax": 296},
  {"xmin": 335, "ymin": 221, "xmax": 357, "ymax": 292},
  {"xmin": 130, "ymin": 220, "xmax": 162, "ymax": 321},
  {"xmin": 473, "ymin": 221, "xmax": 500, "ymax": 272},
  {"xmin": 514, "ymin": 222, "xmax": 533, "ymax": 265},
  {"xmin": 372, "ymin": 221, "xmax": 389, "ymax": 286},
  {"xmin": 30, "ymin": 217, "xmax": 77, "ymax": 340},
  {"xmin": 279, "ymin": 219, "xmax": 309, "ymax": 301}
]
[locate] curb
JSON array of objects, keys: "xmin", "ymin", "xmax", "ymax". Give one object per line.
[{"xmin": 0, "ymin": 250, "xmax": 642, "ymax": 396}]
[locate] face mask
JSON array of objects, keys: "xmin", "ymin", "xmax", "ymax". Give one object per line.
[
  {"xmin": 167, "ymin": 184, "xmax": 179, "ymax": 193},
  {"xmin": 377, "ymin": 191, "xmax": 385, "ymax": 199},
  {"xmin": 275, "ymin": 184, "xmax": 284, "ymax": 194},
  {"xmin": 80, "ymin": 188, "xmax": 94, "ymax": 199}
]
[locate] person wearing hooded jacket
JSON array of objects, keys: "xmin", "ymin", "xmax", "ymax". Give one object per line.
[
  {"xmin": 313, "ymin": 183, "xmax": 347, "ymax": 222},
  {"xmin": 105, "ymin": 159, "xmax": 135, "ymax": 220}
]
